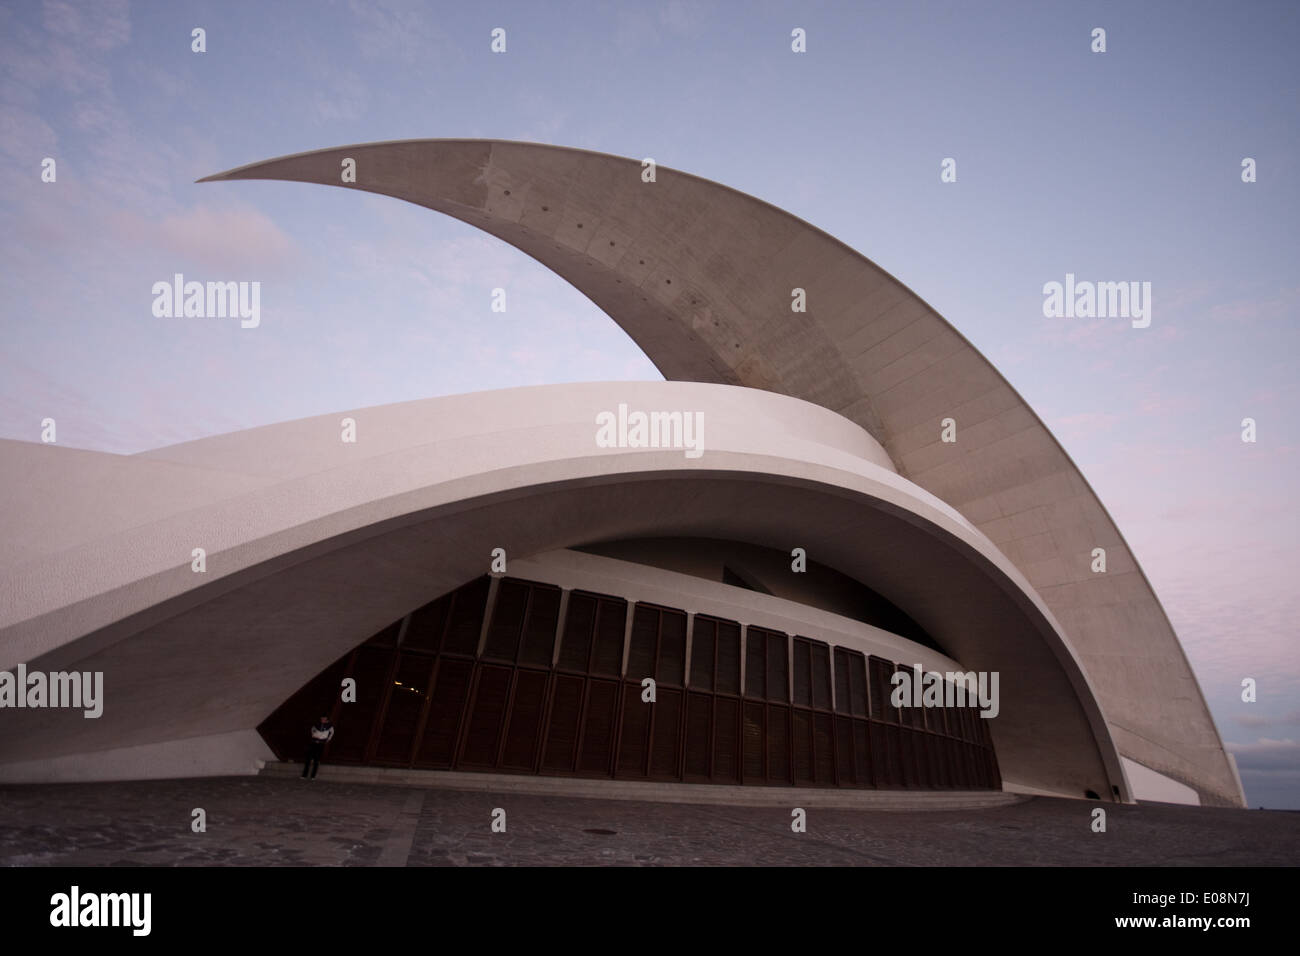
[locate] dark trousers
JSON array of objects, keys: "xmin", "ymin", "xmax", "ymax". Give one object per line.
[{"xmin": 302, "ymin": 742, "xmax": 325, "ymax": 778}]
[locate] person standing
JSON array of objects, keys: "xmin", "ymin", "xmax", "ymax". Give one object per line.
[{"xmin": 302, "ymin": 715, "xmax": 334, "ymax": 779}]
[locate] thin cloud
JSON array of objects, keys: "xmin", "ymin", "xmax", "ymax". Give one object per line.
[
  {"xmin": 112, "ymin": 204, "xmax": 303, "ymax": 274},
  {"xmin": 1228, "ymin": 738, "xmax": 1300, "ymax": 773},
  {"xmin": 1235, "ymin": 710, "xmax": 1300, "ymax": 729}
]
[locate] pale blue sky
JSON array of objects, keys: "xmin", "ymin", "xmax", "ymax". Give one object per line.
[{"xmin": 1, "ymin": 0, "xmax": 1297, "ymax": 806}]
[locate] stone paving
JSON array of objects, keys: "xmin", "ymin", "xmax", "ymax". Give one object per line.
[{"xmin": 0, "ymin": 776, "xmax": 1296, "ymax": 866}]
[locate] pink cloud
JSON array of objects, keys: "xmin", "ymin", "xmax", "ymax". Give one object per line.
[
  {"xmin": 1051, "ymin": 410, "xmax": 1123, "ymax": 442},
  {"xmin": 1209, "ymin": 286, "xmax": 1300, "ymax": 324},
  {"xmin": 110, "ymin": 204, "xmax": 303, "ymax": 274}
]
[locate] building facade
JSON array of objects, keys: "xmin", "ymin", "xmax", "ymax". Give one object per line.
[{"xmin": 0, "ymin": 141, "xmax": 1244, "ymax": 807}]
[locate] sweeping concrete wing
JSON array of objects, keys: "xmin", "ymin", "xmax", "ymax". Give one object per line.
[{"xmin": 196, "ymin": 140, "xmax": 1243, "ymax": 806}]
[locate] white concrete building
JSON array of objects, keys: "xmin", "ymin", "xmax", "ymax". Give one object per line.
[{"xmin": 0, "ymin": 141, "xmax": 1244, "ymax": 808}]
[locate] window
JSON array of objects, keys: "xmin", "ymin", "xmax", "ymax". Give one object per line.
[
  {"xmin": 682, "ymin": 616, "xmax": 743, "ymax": 782},
  {"xmin": 258, "ymin": 576, "xmax": 1000, "ymax": 793}
]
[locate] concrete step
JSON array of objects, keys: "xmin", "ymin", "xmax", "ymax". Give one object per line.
[{"xmin": 262, "ymin": 761, "xmax": 1024, "ymax": 811}]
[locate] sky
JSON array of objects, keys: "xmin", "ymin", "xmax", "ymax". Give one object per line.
[{"xmin": 1, "ymin": 0, "xmax": 1297, "ymax": 808}]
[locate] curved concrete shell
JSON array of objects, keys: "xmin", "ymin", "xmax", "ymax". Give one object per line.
[
  {"xmin": 2, "ymin": 383, "xmax": 1120, "ymax": 799},
  {"xmin": 183, "ymin": 140, "xmax": 1242, "ymax": 806}
]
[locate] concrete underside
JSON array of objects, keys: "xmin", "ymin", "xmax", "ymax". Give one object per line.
[{"xmin": 196, "ymin": 139, "xmax": 1241, "ymax": 807}]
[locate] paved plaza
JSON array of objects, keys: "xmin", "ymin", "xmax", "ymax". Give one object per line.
[{"xmin": 1, "ymin": 776, "xmax": 1295, "ymax": 866}]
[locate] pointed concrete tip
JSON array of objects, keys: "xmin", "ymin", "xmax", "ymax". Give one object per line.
[
  {"xmin": 195, "ymin": 157, "xmax": 281, "ymax": 184},
  {"xmin": 195, "ymin": 167, "xmax": 243, "ymax": 184}
]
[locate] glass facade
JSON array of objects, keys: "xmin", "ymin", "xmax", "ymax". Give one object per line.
[{"xmin": 259, "ymin": 575, "xmax": 1001, "ymax": 790}]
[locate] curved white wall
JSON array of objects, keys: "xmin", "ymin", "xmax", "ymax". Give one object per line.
[
  {"xmin": 2, "ymin": 381, "xmax": 975, "ymax": 669},
  {"xmin": 0, "ymin": 381, "xmax": 1127, "ymax": 800}
]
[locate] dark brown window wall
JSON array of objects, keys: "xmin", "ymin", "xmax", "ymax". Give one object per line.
[
  {"xmin": 258, "ymin": 575, "xmax": 1000, "ymax": 792},
  {"xmin": 620, "ymin": 603, "xmax": 687, "ymax": 779},
  {"xmin": 683, "ymin": 615, "xmax": 742, "ymax": 783},
  {"xmin": 833, "ymin": 647, "xmax": 873, "ymax": 787},
  {"xmin": 743, "ymin": 626, "xmax": 793, "ymax": 784}
]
